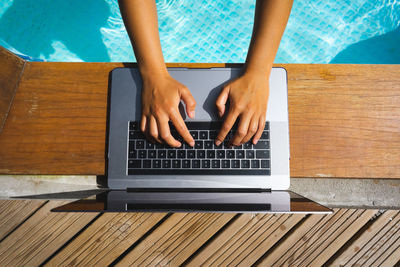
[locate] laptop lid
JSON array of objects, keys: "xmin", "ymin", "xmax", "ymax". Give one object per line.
[{"xmin": 107, "ymin": 67, "xmax": 290, "ymax": 190}]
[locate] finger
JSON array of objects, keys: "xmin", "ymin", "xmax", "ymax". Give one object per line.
[
  {"xmin": 253, "ymin": 115, "xmax": 266, "ymax": 144},
  {"xmin": 156, "ymin": 115, "xmax": 181, "ymax": 147},
  {"xmin": 180, "ymin": 87, "xmax": 196, "ymax": 119},
  {"xmin": 215, "ymin": 108, "xmax": 239, "ymax": 146},
  {"xmin": 148, "ymin": 116, "xmax": 162, "ymax": 143},
  {"xmin": 140, "ymin": 115, "xmax": 147, "ymax": 133},
  {"xmin": 230, "ymin": 112, "xmax": 252, "ymax": 146},
  {"xmin": 242, "ymin": 116, "xmax": 259, "ymax": 144},
  {"xmin": 170, "ymin": 109, "xmax": 195, "ymax": 147},
  {"xmin": 215, "ymin": 86, "xmax": 230, "ymax": 117}
]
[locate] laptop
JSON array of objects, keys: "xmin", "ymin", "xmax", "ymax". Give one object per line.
[{"xmin": 53, "ymin": 67, "xmax": 331, "ymax": 213}]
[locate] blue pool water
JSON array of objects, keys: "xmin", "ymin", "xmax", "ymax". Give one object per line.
[{"xmin": 0, "ymin": 0, "xmax": 399, "ymax": 63}]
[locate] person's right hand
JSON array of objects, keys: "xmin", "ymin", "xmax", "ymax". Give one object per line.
[{"xmin": 140, "ymin": 73, "xmax": 196, "ymax": 148}]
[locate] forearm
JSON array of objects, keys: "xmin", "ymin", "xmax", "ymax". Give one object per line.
[
  {"xmin": 118, "ymin": 0, "xmax": 167, "ymax": 77},
  {"xmin": 245, "ymin": 0, "xmax": 293, "ymax": 75}
]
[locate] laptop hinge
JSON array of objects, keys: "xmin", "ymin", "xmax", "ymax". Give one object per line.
[{"xmin": 126, "ymin": 188, "xmax": 272, "ymax": 193}]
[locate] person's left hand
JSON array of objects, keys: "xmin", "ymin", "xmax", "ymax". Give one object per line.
[{"xmin": 215, "ymin": 70, "xmax": 270, "ymax": 146}]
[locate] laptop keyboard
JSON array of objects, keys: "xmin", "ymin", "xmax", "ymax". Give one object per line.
[{"xmin": 127, "ymin": 121, "xmax": 271, "ymax": 175}]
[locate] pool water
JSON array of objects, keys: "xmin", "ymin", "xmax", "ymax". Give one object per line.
[{"xmin": 0, "ymin": 0, "xmax": 399, "ymax": 63}]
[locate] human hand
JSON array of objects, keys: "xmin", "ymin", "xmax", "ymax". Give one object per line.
[
  {"xmin": 215, "ymin": 71, "xmax": 269, "ymax": 146},
  {"xmin": 140, "ymin": 73, "xmax": 196, "ymax": 147}
]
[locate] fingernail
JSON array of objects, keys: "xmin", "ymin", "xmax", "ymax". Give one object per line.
[
  {"xmin": 190, "ymin": 141, "xmax": 195, "ymax": 147},
  {"xmin": 215, "ymin": 140, "xmax": 221, "ymax": 146},
  {"xmin": 253, "ymin": 139, "xmax": 259, "ymax": 144},
  {"xmin": 190, "ymin": 111, "xmax": 195, "ymax": 118}
]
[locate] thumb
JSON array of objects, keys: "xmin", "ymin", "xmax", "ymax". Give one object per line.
[
  {"xmin": 180, "ymin": 87, "xmax": 196, "ymax": 119},
  {"xmin": 215, "ymin": 86, "xmax": 230, "ymax": 117}
]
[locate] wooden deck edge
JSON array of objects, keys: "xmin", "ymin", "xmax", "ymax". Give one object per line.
[{"xmin": 0, "ymin": 46, "xmax": 26, "ymax": 134}]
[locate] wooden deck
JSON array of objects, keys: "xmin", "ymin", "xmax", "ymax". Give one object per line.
[{"xmin": 0, "ymin": 200, "xmax": 399, "ymax": 266}]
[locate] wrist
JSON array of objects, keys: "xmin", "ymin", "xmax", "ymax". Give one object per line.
[
  {"xmin": 243, "ymin": 64, "xmax": 272, "ymax": 81},
  {"xmin": 138, "ymin": 62, "xmax": 169, "ymax": 81},
  {"xmin": 244, "ymin": 57, "xmax": 273, "ymax": 77}
]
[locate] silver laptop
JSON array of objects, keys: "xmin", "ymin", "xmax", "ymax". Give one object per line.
[{"xmin": 53, "ymin": 67, "xmax": 331, "ymax": 213}]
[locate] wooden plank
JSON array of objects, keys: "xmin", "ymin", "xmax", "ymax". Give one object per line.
[
  {"xmin": 257, "ymin": 212, "xmax": 328, "ymax": 265},
  {"xmin": 187, "ymin": 213, "xmax": 304, "ymax": 266},
  {"xmin": 307, "ymin": 209, "xmax": 378, "ymax": 266},
  {"xmin": 0, "ymin": 201, "xmax": 98, "ymax": 266},
  {"xmin": 368, "ymin": 230, "xmax": 400, "ymax": 266},
  {"xmin": 116, "ymin": 213, "xmax": 236, "ymax": 266},
  {"xmin": 0, "ymin": 63, "xmax": 399, "ymax": 178},
  {"xmin": 0, "ymin": 46, "xmax": 25, "ymax": 133},
  {"xmin": 380, "ymin": 241, "xmax": 400, "ymax": 266},
  {"xmin": 0, "ymin": 200, "xmax": 45, "ymax": 240},
  {"xmin": 260, "ymin": 208, "xmax": 348, "ymax": 266},
  {"xmin": 330, "ymin": 210, "xmax": 400, "ymax": 266},
  {"xmin": 258, "ymin": 209, "xmax": 375, "ymax": 266},
  {"xmin": 46, "ymin": 212, "xmax": 167, "ymax": 266},
  {"xmin": 356, "ymin": 212, "xmax": 400, "ymax": 266}
]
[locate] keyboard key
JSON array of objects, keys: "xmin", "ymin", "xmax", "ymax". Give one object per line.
[
  {"xmin": 223, "ymin": 141, "xmax": 231, "ymax": 149},
  {"xmin": 222, "ymin": 160, "xmax": 230, "ymax": 168},
  {"xmin": 128, "ymin": 150, "xmax": 137, "ymax": 159},
  {"xmin": 148, "ymin": 150, "xmax": 156, "ymax": 158},
  {"xmin": 261, "ymin": 160, "xmax": 270, "ymax": 168},
  {"xmin": 153, "ymin": 159, "xmax": 161, "ymax": 168},
  {"xmin": 246, "ymin": 150, "xmax": 255, "ymax": 159},
  {"xmin": 256, "ymin": 150, "xmax": 270, "ymax": 159},
  {"xmin": 162, "ymin": 160, "xmax": 171, "ymax": 168},
  {"xmin": 236, "ymin": 150, "xmax": 245, "ymax": 159},
  {"xmin": 204, "ymin": 140, "xmax": 213, "ymax": 149},
  {"xmin": 138, "ymin": 150, "xmax": 147, "ymax": 158},
  {"xmin": 195, "ymin": 140, "xmax": 203, "ymax": 149},
  {"xmin": 129, "ymin": 131, "xmax": 144, "ymax": 139},
  {"xmin": 136, "ymin": 140, "xmax": 144, "ymax": 149},
  {"xmin": 231, "ymin": 160, "xmax": 240, "ymax": 168},
  {"xmin": 197, "ymin": 150, "xmax": 205, "ymax": 158},
  {"xmin": 260, "ymin": 131, "xmax": 269, "ymax": 139},
  {"xmin": 254, "ymin": 140, "xmax": 269, "ymax": 149},
  {"xmin": 226, "ymin": 150, "xmax": 235, "ymax": 158},
  {"xmin": 184, "ymin": 143, "xmax": 193, "ymax": 149},
  {"xmin": 129, "ymin": 121, "xmax": 138, "ymax": 130},
  {"xmin": 146, "ymin": 142, "xmax": 155, "ymax": 149},
  {"xmin": 172, "ymin": 159, "xmax": 181, "ymax": 168},
  {"xmin": 233, "ymin": 144, "xmax": 242, "ymax": 149},
  {"xmin": 177, "ymin": 150, "xmax": 186, "ymax": 158},
  {"xmin": 128, "ymin": 160, "xmax": 141, "ymax": 168},
  {"xmin": 199, "ymin": 131, "xmax": 208, "ymax": 139},
  {"xmin": 201, "ymin": 160, "xmax": 210, "ymax": 168},
  {"xmin": 209, "ymin": 131, "xmax": 217, "ymax": 139},
  {"xmin": 192, "ymin": 159, "xmax": 200, "ymax": 168},
  {"xmin": 143, "ymin": 160, "xmax": 151, "ymax": 168},
  {"xmin": 187, "ymin": 150, "xmax": 196, "ymax": 158},
  {"xmin": 155, "ymin": 143, "xmax": 165, "ymax": 149},
  {"xmin": 129, "ymin": 141, "xmax": 135, "ymax": 151},
  {"xmin": 207, "ymin": 150, "xmax": 216, "ymax": 158},
  {"xmin": 212, "ymin": 160, "xmax": 220, "ymax": 168},
  {"xmin": 251, "ymin": 160, "xmax": 260, "ymax": 168},
  {"xmin": 158, "ymin": 150, "xmax": 166, "ymax": 158},
  {"xmin": 243, "ymin": 142, "xmax": 252, "ymax": 149},
  {"xmin": 190, "ymin": 131, "xmax": 198, "ymax": 139},
  {"xmin": 167, "ymin": 150, "xmax": 176, "ymax": 158},
  {"xmin": 241, "ymin": 160, "xmax": 250, "ymax": 168},
  {"xmin": 216, "ymin": 150, "xmax": 225, "ymax": 159},
  {"xmin": 182, "ymin": 159, "xmax": 191, "ymax": 168}
]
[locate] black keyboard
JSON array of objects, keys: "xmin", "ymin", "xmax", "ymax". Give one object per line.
[{"xmin": 127, "ymin": 121, "xmax": 271, "ymax": 175}]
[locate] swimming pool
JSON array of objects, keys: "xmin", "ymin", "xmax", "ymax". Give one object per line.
[{"xmin": 0, "ymin": 0, "xmax": 399, "ymax": 63}]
